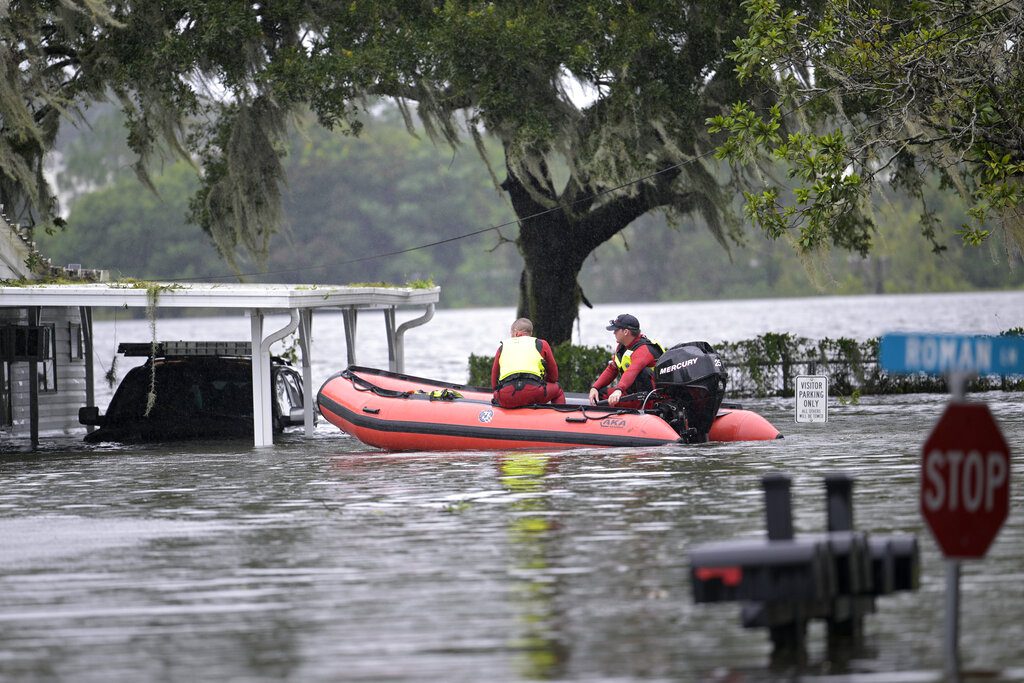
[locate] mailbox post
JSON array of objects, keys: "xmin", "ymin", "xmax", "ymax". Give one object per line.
[{"xmin": 689, "ymin": 473, "xmax": 918, "ymax": 659}]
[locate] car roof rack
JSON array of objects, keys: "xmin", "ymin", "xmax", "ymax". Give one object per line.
[{"xmin": 117, "ymin": 341, "xmax": 253, "ymax": 358}]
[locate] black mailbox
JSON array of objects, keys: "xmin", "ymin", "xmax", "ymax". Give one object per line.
[
  {"xmin": 691, "ymin": 537, "xmax": 836, "ymax": 603},
  {"xmin": 688, "ymin": 472, "xmax": 919, "ymax": 657},
  {"xmin": 811, "ymin": 530, "xmax": 872, "ymax": 595},
  {"xmin": 869, "ymin": 534, "xmax": 920, "ymax": 595}
]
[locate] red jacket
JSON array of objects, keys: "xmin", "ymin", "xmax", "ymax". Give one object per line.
[
  {"xmin": 491, "ymin": 337, "xmax": 559, "ymax": 389},
  {"xmin": 592, "ymin": 339, "xmax": 659, "ymax": 394}
]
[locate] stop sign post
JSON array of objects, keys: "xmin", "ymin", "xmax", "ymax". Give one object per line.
[
  {"xmin": 880, "ymin": 333, "xmax": 1017, "ymax": 679},
  {"xmin": 920, "ymin": 398, "xmax": 1012, "ymax": 680},
  {"xmin": 921, "ymin": 402, "xmax": 1011, "ymax": 559}
]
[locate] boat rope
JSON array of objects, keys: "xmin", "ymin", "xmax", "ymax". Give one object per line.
[
  {"xmin": 343, "ymin": 370, "xmax": 471, "ymax": 402},
  {"xmin": 571, "ymin": 408, "xmax": 636, "ymax": 422},
  {"xmin": 528, "ymin": 402, "xmax": 639, "ymax": 421},
  {"xmin": 340, "ymin": 369, "xmax": 663, "ymax": 420},
  {"xmin": 342, "ymin": 369, "xmax": 417, "ymax": 399}
]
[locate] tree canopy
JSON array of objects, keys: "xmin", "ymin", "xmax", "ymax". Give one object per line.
[
  {"xmin": 4, "ymin": 1, "xmax": 773, "ymax": 344},
  {"xmin": 710, "ymin": 0, "xmax": 1024, "ymax": 260},
  {"xmin": 41, "ymin": 106, "xmax": 1024, "ymax": 308},
  {"xmin": 6, "ymin": 1, "xmax": 1019, "ymax": 345}
]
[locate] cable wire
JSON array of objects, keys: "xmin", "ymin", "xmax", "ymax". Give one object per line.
[{"xmin": 167, "ymin": 150, "xmax": 715, "ymax": 283}]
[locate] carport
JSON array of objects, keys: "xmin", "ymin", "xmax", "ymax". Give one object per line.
[{"xmin": 0, "ymin": 282, "xmax": 439, "ymax": 447}]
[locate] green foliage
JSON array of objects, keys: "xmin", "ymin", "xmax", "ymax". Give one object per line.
[
  {"xmin": 466, "ymin": 354, "xmax": 491, "ymax": 389},
  {"xmin": 837, "ymin": 389, "xmax": 861, "ymax": 406},
  {"xmin": 718, "ymin": 332, "xmax": 803, "ymax": 397},
  {"xmin": 715, "ymin": 331, "xmax": 1024, "ymax": 398},
  {"xmin": 36, "ymin": 109, "xmax": 516, "ymax": 296},
  {"xmin": 550, "ymin": 343, "xmax": 613, "ymax": 394},
  {"xmin": 343, "ymin": 279, "xmax": 436, "ymax": 290},
  {"xmin": 272, "ymin": 111, "xmax": 513, "ymax": 299},
  {"xmin": 469, "ymin": 332, "xmax": 1024, "ymax": 400},
  {"xmin": 712, "ymin": 0, "xmax": 1024, "ymax": 262},
  {"xmin": 35, "ymin": 160, "xmax": 217, "ymax": 279},
  {"xmin": 38, "ymin": 105, "xmax": 1024, "ymax": 303},
  {"xmin": 12, "ymin": 0, "xmax": 1019, "ymax": 342},
  {"xmin": 4, "ymin": 1, "xmax": 772, "ymax": 345}
]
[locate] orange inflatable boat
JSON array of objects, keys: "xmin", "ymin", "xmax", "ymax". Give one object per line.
[{"xmin": 318, "ymin": 342, "xmax": 781, "ymax": 451}]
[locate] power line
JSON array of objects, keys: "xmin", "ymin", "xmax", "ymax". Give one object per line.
[{"xmin": 169, "ymin": 151, "xmax": 712, "ymax": 283}]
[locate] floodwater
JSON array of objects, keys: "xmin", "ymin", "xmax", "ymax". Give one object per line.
[{"xmin": 1, "ymin": 292, "xmax": 1023, "ymax": 682}]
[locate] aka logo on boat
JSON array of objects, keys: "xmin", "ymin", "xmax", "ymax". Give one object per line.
[
  {"xmin": 478, "ymin": 409, "xmax": 494, "ymax": 424},
  {"xmin": 600, "ymin": 417, "xmax": 627, "ymax": 429}
]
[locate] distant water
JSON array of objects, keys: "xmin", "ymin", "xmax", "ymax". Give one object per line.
[{"xmin": 89, "ymin": 290, "xmax": 1024, "ymax": 403}]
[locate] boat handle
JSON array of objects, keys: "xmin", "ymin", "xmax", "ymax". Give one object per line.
[
  {"xmin": 362, "ymin": 407, "xmax": 381, "ymax": 414},
  {"xmin": 565, "ymin": 415, "xmax": 587, "ymax": 423}
]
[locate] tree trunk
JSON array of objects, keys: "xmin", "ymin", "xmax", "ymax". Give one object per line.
[
  {"xmin": 501, "ymin": 155, "xmax": 683, "ymax": 346},
  {"xmin": 501, "ymin": 166, "xmax": 589, "ymax": 346},
  {"xmin": 515, "ymin": 212, "xmax": 590, "ymax": 346}
]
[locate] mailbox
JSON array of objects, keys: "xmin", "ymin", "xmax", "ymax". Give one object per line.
[
  {"xmin": 691, "ymin": 537, "xmax": 836, "ymax": 603},
  {"xmin": 688, "ymin": 473, "xmax": 920, "ymax": 656},
  {"xmin": 869, "ymin": 534, "xmax": 919, "ymax": 595}
]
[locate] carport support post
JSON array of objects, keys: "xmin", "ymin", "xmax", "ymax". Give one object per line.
[
  {"xmin": 384, "ymin": 307, "xmax": 397, "ymax": 372},
  {"xmin": 250, "ymin": 310, "xmax": 271, "ymax": 447},
  {"xmin": 299, "ymin": 309, "xmax": 314, "ymax": 437},
  {"xmin": 393, "ymin": 303, "xmax": 435, "ymax": 375},
  {"xmin": 341, "ymin": 308, "xmax": 358, "ymax": 366},
  {"xmin": 79, "ymin": 306, "xmax": 95, "ymax": 433},
  {"xmin": 28, "ymin": 306, "xmax": 39, "ymax": 448}
]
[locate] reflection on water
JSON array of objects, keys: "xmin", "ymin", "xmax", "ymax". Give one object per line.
[
  {"xmin": 1, "ymin": 391, "xmax": 1023, "ymax": 681},
  {"xmin": 2, "ymin": 294, "xmax": 1024, "ymax": 681},
  {"xmin": 499, "ymin": 452, "xmax": 567, "ymax": 680}
]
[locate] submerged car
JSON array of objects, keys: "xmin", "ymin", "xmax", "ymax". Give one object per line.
[{"xmin": 79, "ymin": 341, "xmax": 310, "ymax": 443}]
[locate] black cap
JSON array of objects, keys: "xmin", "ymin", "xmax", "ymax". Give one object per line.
[{"xmin": 606, "ymin": 314, "xmax": 640, "ymax": 332}]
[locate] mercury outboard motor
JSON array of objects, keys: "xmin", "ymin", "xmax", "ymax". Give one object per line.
[{"xmin": 653, "ymin": 341, "xmax": 728, "ymax": 443}]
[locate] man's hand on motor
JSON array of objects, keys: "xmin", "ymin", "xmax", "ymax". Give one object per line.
[
  {"xmin": 588, "ymin": 387, "xmax": 599, "ymax": 405},
  {"xmin": 607, "ymin": 389, "xmax": 623, "ymax": 406}
]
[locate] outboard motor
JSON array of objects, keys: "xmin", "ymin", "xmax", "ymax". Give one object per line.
[{"xmin": 653, "ymin": 341, "xmax": 728, "ymax": 443}]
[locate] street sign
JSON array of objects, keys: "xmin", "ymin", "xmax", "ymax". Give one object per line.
[
  {"xmin": 920, "ymin": 402, "xmax": 1011, "ymax": 559},
  {"xmin": 795, "ymin": 375, "xmax": 828, "ymax": 423},
  {"xmin": 880, "ymin": 333, "xmax": 1024, "ymax": 375}
]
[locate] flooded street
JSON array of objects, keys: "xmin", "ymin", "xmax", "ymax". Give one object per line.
[{"xmin": 1, "ymin": 293, "xmax": 1022, "ymax": 681}]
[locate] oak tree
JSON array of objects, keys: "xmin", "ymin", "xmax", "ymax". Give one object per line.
[{"xmin": 3, "ymin": 2, "xmax": 771, "ymax": 343}]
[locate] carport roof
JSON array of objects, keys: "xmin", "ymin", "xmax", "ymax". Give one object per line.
[{"xmin": 0, "ymin": 281, "xmax": 439, "ymax": 309}]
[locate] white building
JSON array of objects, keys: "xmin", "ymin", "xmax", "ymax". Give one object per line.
[{"xmin": 1, "ymin": 211, "xmax": 106, "ymax": 442}]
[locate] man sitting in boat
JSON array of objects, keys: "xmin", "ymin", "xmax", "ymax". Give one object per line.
[
  {"xmin": 589, "ymin": 313, "xmax": 666, "ymax": 408},
  {"xmin": 491, "ymin": 318, "xmax": 566, "ymax": 408}
]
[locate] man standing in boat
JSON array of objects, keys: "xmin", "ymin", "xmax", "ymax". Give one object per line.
[
  {"xmin": 491, "ymin": 318, "xmax": 566, "ymax": 408},
  {"xmin": 589, "ymin": 314, "xmax": 666, "ymax": 407}
]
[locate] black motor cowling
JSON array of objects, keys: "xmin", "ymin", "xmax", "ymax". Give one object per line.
[{"xmin": 654, "ymin": 341, "xmax": 727, "ymax": 442}]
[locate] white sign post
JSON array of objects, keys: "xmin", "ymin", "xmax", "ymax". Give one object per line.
[{"xmin": 795, "ymin": 375, "xmax": 829, "ymax": 423}]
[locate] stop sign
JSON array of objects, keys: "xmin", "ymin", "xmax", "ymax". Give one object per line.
[{"xmin": 921, "ymin": 402, "xmax": 1011, "ymax": 559}]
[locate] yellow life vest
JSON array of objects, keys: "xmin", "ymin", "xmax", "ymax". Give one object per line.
[
  {"xmin": 613, "ymin": 336, "xmax": 666, "ymax": 374},
  {"xmin": 498, "ymin": 336, "xmax": 545, "ymax": 382}
]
